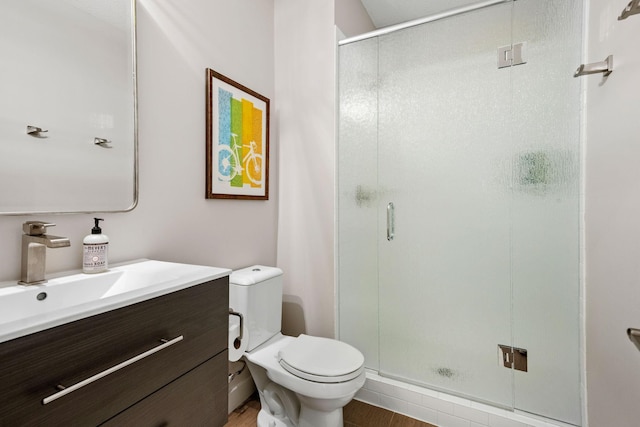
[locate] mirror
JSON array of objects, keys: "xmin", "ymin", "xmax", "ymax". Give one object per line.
[{"xmin": 0, "ymin": 0, "xmax": 137, "ymax": 214}]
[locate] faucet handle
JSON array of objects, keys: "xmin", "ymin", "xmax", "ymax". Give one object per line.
[{"xmin": 23, "ymin": 221, "xmax": 56, "ymax": 236}]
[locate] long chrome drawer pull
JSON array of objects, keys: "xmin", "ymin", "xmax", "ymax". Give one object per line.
[{"xmin": 42, "ymin": 335, "xmax": 184, "ymax": 405}]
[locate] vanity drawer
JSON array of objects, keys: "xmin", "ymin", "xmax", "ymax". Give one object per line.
[
  {"xmin": 100, "ymin": 351, "xmax": 229, "ymax": 427},
  {"xmin": 0, "ymin": 276, "xmax": 228, "ymax": 426}
]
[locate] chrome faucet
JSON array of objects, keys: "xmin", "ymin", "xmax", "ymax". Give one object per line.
[{"xmin": 19, "ymin": 221, "xmax": 70, "ymax": 285}]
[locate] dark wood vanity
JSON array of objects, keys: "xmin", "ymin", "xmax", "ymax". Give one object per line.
[{"xmin": 0, "ymin": 277, "xmax": 229, "ymax": 426}]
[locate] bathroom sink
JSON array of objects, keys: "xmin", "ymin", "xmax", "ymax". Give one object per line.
[{"xmin": 0, "ymin": 259, "xmax": 231, "ymax": 344}]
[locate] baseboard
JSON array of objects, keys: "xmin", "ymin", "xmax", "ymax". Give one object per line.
[{"xmin": 228, "ymin": 367, "xmax": 256, "ymax": 414}]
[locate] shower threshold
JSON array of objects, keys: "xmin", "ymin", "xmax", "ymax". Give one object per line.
[{"xmin": 356, "ymin": 370, "xmax": 578, "ymax": 427}]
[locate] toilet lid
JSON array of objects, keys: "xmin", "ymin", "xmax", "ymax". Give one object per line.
[{"xmin": 277, "ymin": 334, "xmax": 364, "ymax": 383}]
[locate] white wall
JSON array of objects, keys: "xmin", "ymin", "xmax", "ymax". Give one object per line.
[
  {"xmin": 335, "ymin": 0, "xmax": 375, "ymax": 38},
  {"xmin": 585, "ymin": 0, "xmax": 640, "ymax": 426},
  {"xmin": 272, "ymin": 0, "xmax": 377, "ymax": 341},
  {"xmin": 274, "ymin": 0, "xmax": 337, "ymax": 338},
  {"xmin": 0, "ymin": 0, "xmax": 277, "ymax": 282}
]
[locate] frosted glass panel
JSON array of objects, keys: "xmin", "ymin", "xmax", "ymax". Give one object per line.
[
  {"xmin": 337, "ymin": 0, "xmax": 583, "ymax": 423},
  {"xmin": 510, "ymin": 0, "xmax": 582, "ymax": 424},
  {"xmin": 337, "ymin": 38, "xmax": 380, "ymax": 370},
  {"xmin": 376, "ymin": 4, "xmax": 514, "ymax": 407}
]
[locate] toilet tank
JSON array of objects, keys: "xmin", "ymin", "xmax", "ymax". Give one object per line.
[{"xmin": 229, "ymin": 265, "xmax": 283, "ymax": 351}]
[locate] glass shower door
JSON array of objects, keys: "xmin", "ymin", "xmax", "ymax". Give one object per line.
[
  {"xmin": 376, "ymin": 4, "xmax": 515, "ymax": 407},
  {"xmin": 338, "ymin": 0, "xmax": 582, "ymax": 423}
]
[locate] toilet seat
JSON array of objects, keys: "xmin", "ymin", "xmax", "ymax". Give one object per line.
[
  {"xmin": 277, "ymin": 334, "xmax": 364, "ymax": 383},
  {"xmin": 246, "ymin": 333, "xmax": 366, "ymax": 400}
]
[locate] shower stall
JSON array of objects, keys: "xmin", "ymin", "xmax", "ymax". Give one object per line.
[{"xmin": 337, "ymin": 0, "xmax": 583, "ymax": 425}]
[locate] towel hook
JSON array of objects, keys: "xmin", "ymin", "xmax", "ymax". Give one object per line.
[
  {"xmin": 619, "ymin": 0, "xmax": 640, "ymax": 20},
  {"xmin": 573, "ymin": 55, "xmax": 613, "ymax": 78},
  {"xmin": 26, "ymin": 125, "xmax": 48, "ymax": 137},
  {"xmin": 94, "ymin": 137, "xmax": 112, "ymax": 148}
]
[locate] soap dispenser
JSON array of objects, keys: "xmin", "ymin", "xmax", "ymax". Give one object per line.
[{"xmin": 83, "ymin": 218, "xmax": 109, "ymax": 274}]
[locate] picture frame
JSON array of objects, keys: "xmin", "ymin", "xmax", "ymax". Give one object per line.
[{"xmin": 206, "ymin": 68, "xmax": 270, "ymax": 200}]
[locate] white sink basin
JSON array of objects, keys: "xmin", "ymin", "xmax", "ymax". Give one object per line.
[{"xmin": 0, "ymin": 259, "xmax": 231, "ymax": 344}]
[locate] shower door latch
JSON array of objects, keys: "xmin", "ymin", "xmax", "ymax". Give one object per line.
[
  {"xmin": 497, "ymin": 43, "xmax": 527, "ymax": 69},
  {"xmin": 498, "ymin": 344, "xmax": 528, "ymax": 372}
]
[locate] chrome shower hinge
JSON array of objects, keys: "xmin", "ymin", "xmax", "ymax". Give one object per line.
[
  {"xmin": 498, "ymin": 344, "xmax": 528, "ymax": 372},
  {"xmin": 497, "ymin": 43, "xmax": 527, "ymax": 69}
]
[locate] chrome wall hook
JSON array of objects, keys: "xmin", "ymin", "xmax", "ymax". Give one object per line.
[
  {"xmin": 619, "ymin": 0, "xmax": 640, "ymax": 20},
  {"xmin": 573, "ymin": 55, "xmax": 613, "ymax": 78},
  {"xmin": 94, "ymin": 137, "xmax": 112, "ymax": 148},
  {"xmin": 26, "ymin": 125, "xmax": 48, "ymax": 137}
]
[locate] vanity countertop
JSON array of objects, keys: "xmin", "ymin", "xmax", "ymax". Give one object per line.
[{"xmin": 0, "ymin": 259, "xmax": 231, "ymax": 344}]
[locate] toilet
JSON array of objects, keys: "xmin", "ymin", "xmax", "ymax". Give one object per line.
[{"xmin": 229, "ymin": 265, "xmax": 366, "ymax": 427}]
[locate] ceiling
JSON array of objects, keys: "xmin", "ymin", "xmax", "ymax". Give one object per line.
[{"xmin": 360, "ymin": 0, "xmax": 483, "ymax": 28}]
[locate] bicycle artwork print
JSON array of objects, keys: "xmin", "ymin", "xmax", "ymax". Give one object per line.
[{"xmin": 206, "ymin": 68, "xmax": 270, "ymax": 200}]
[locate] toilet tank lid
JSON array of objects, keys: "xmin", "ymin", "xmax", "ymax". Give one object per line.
[{"xmin": 230, "ymin": 265, "xmax": 283, "ymax": 286}]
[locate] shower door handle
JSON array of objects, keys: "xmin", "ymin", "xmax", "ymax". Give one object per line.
[{"xmin": 387, "ymin": 202, "xmax": 395, "ymax": 241}]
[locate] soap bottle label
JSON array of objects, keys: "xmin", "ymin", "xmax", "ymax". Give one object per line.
[{"xmin": 83, "ymin": 243, "xmax": 109, "ymax": 271}]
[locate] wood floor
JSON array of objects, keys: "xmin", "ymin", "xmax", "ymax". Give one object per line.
[
  {"xmin": 224, "ymin": 395, "xmax": 261, "ymax": 427},
  {"xmin": 224, "ymin": 394, "xmax": 436, "ymax": 427},
  {"xmin": 343, "ymin": 400, "xmax": 436, "ymax": 427}
]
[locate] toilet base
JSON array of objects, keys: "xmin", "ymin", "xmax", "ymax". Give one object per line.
[
  {"xmin": 257, "ymin": 408, "xmax": 295, "ymax": 427},
  {"xmin": 298, "ymin": 406, "xmax": 343, "ymax": 427},
  {"xmin": 256, "ymin": 404, "xmax": 344, "ymax": 427}
]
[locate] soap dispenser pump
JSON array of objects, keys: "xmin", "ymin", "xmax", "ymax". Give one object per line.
[{"xmin": 83, "ymin": 218, "xmax": 109, "ymax": 274}]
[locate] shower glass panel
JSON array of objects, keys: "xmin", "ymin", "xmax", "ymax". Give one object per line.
[
  {"xmin": 509, "ymin": 0, "xmax": 582, "ymax": 424},
  {"xmin": 376, "ymin": 4, "xmax": 514, "ymax": 407},
  {"xmin": 338, "ymin": 36, "xmax": 380, "ymax": 370},
  {"xmin": 337, "ymin": 0, "xmax": 582, "ymax": 424}
]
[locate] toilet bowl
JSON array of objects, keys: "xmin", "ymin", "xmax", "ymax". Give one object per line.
[{"xmin": 229, "ymin": 266, "xmax": 365, "ymax": 427}]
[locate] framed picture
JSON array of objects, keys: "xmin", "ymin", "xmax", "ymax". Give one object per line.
[{"xmin": 206, "ymin": 68, "xmax": 270, "ymax": 200}]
